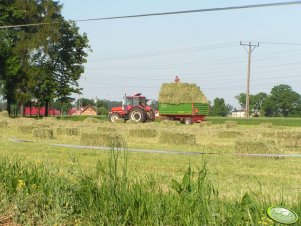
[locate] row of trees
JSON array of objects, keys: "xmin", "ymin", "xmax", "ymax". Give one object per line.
[
  {"xmin": 210, "ymin": 84, "xmax": 301, "ymax": 117},
  {"xmin": 0, "ymin": 1, "xmax": 90, "ymax": 116},
  {"xmin": 236, "ymin": 84, "xmax": 301, "ymax": 117}
]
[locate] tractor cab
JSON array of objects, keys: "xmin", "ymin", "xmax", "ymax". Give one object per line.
[{"xmin": 123, "ymin": 93, "xmax": 147, "ymax": 112}]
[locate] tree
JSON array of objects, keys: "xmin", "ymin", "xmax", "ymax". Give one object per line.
[
  {"xmin": 210, "ymin": 98, "xmax": 232, "ymax": 116},
  {"xmin": 0, "ymin": 1, "xmax": 90, "ymax": 116},
  {"xmin": 97, "ymin": 107, "xmax": 109, "ymax": 115},
  {"xmin": 235, "ymin": 92, "xmax": 268, "ymax": 116},
  {"xmin": 268, "ymin": 84, "xmax": 301, "ymax": 117},
  {"xmin": 0, "ymin": 0, "xmax": 63, "ymax": 116},
  {"xmin": 77, "ymin": 98, "xmax": 95, "ymax": 107},
  {"xmin": 235, "ymin": 93, "xmax": 247, "ymax": 110}
]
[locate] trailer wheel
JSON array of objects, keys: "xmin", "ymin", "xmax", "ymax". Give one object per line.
[
  {"xmin": 129, "ymin": 107, "xmax": 146, "ymax": 123},
  {"xmin": 109, "ymin": 112, "xmax": 122, "ymax": 123},
  {"xmin": 146, "ymin": 109, "xmax": 155, "ymax": 121},
  {"xmin": 184, "ymin": 117, "xmax": 193, "ymax": 125}
]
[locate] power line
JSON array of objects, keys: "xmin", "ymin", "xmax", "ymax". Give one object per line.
[
  {"xmin": 1, "ymin": 1, "xmax": 301, "ymax": 29},
  {"xmin": 260, "ymin": 41, "xmax": 301, "ymax": 46}
]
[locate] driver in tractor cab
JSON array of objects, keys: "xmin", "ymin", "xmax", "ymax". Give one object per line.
[{"xmin": 139, "ymin": 101, "xmax": 145, "ymax": 107}]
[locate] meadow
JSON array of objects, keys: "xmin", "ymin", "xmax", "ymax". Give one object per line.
[{"xmin": 0, "ymin": 115, "xmax": 300, "ymax": 225}]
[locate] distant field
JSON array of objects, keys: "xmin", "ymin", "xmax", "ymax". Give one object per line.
[
  {"xmin": 207, "ymin": 116, "xmax": 301, "ymax": 127},
  {"xmin": 0, "ymin": 116, "xmax": 300, "ymax": 224}
]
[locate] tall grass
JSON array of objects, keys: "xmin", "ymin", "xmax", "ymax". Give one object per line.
[{"xmin": 0, "ymin": 154, "xmax": 299, "ymax": 225}]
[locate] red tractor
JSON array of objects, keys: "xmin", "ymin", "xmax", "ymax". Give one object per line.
[{"xmin": 109, "ymin": 93, "xmax": 155, "ymax": 123}]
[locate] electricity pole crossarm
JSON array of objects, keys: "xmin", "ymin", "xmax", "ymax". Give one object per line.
[{"xmin": 240, "ymin": 42, "xmax": 259, "ymax": 118}]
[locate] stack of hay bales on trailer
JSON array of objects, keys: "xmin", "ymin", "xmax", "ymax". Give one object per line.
[{"xmin": 158, "ymin": 83, "xmax": 209, "ymax": 124}]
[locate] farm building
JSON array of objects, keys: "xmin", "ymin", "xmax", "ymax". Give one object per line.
[
  {"xmin": 70, "ymin": 106, "xmax": 97, "ymax": 116},
  {"xmin": 24, "ymin": 107, "xmax": 60, "ymax": 116}
]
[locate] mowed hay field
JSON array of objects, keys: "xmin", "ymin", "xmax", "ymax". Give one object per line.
[{"xmin": 0, "ymin": 116, "xmax": 301, "ymax": 224}]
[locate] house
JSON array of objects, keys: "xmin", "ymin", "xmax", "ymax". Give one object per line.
[
  {"xmin": 70, "ymin": 106, "xmax": 97, "ymax": 116},
  {"xmin": 231, "ymin": 109, "xmax": 246, "ymax": 118}
]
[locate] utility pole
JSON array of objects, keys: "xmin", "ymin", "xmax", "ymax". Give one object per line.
[{"xmin": 240, "ymin": 41, "xmax": 259, "ymax": 118}]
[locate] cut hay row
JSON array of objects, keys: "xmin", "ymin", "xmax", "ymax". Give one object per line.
[
  {"xmin": 160, "ymin": 120, "xmax": 181, "ymax": 126},
  {"xmin": 235, "ymin": 137, "xmax": 282, "ymax": 157},
  {"xmin": 159, "ymin": 131, "xmax": 196, "ymax": 145},
  {"xmin": 83, "ymin": 117, "xmax": 101, "ymax": 123},
  {"xmin": 18, "ymin": 125, "xmax": 36, "ymax": 134},
  {"xmin": 80, "ymin": 133, "xmax": 126, "ymax": 148},
  {"xmin": 57, "ymin": 127, "xmax": 80, "ymax": 136},
  {"xmin": 224, "ymin": 121, "xmax": 238, "ymax": 128},
  {"xmin": 0, "ymin": 120, "xmax": 8, "ymax": 128},
  {"xmin": 258, "ymin": 123, "xmax": 273, "ymax": 128},
  {"xmin": 200, "ymin": 121, "xmax": 212, "ymax": 127},
  {"xmin": 158, "ymin": 83, "xmax": 208, "ymax": 104},
  {"xmin": 261, "ymin": 130, "xmax": 301, "ymax": 147},
  {"xmin": 33, "ymin": 128, "xmax": 54, "ymax": 139},
  {"xmin": 129, "ymin": 129, "xmax": 158, "ymax": 138},
  {"xmin": 97, "ymin": 127, "xmax": 117, "ymax": 133},
  {"xmin": 217, "ymin": 130, "xmax": 242, "ymax": 139},
  {"xmin": 0, "ymin": 111, "xmax": 9, "ymax": 118}
]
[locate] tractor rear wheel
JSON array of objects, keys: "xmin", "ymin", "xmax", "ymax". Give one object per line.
[
  {"xmin": 184, "ymin": 117, "xmax": 193, "ymax": 125},
  {"xmin": 109, "ymin": 112, "xmax": 122, "ymax": 123},
  {"xmin": 129, "ymin": 107, "xmax": 146, "ymax": 123},
  {"xmin": 146, "ymin": 109, "xmax": 155, "ymax": 121}
]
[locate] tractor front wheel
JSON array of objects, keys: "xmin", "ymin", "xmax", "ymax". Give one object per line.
[
  {"xmin": 109, "ymin": 112, "xmax": 122, "ymax": 123},
  {"xmin": 146, "ymin": 109, "xmax": 155, "ymax": 121},
  {"xmin": 129, "ymin": 107, "xmax": 146, "ymax": 123}
]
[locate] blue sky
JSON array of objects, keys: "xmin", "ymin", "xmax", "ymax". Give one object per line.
[{"xmin": 60, "ymin": 0, "xmax": 301, "ymax": 107}]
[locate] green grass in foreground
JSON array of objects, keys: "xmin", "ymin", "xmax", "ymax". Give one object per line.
[
  {"xmin": 0, "ymin": 153, "xmax": 300, "ymax": 225},
  {"xmin": 207, "ymin": 116, "xmax": 301, "ymax": 127}
]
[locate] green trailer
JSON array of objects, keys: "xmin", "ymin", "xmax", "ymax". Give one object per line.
[{"xmin": 158, "ymin": 102, "xmax": 209, "ymax": 124}]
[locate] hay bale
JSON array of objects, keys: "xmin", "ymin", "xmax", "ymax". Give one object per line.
[
  {"xmin": 218, "ymin": 130, "xmax": 242, "ymax": 139},
  {"xmin": 80, "ymin": 133, "xmax": 126, "ymax": 148},
  {"xmin": 57, "ymin": 127, "xmax": 80, "ymax": 136},
  {"xmin": 83, "ymin": 117, "xmax": 99, "ymax": 123},
  {"xmin": 235, "ymin": 137, "xmax": 282, "ymax": 157},
  {"xmin": 0, "ymin": 111, "xmax": 9, "ymax": 118},
  {"xmin": 0, "ymin": 120, "xmax": 8, "ymax": 128},
  {"xmin": 32, "ymin": 128, "xmax": 54, "ymax": 139},
  {"xmin": 159, "ymin": 131, "xmax": 196, "ymax": 145},
  {"xmin": 129, "ymin": 129, "xmax": 158, "ymax": 138},
  {"xmin": 158, "ymin": 83, "xmax": 208, "ymax": 104},
  {"xmin": 224, "ymin": 121, "xmax": 238, "ymax": 128},
  {"xmin": 18, "ymin": 125, "xmax": 36, "ymax": 134},
  {"xmin": 97, "ymin": 127, "xmax": 117, "ymax": 133}
]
